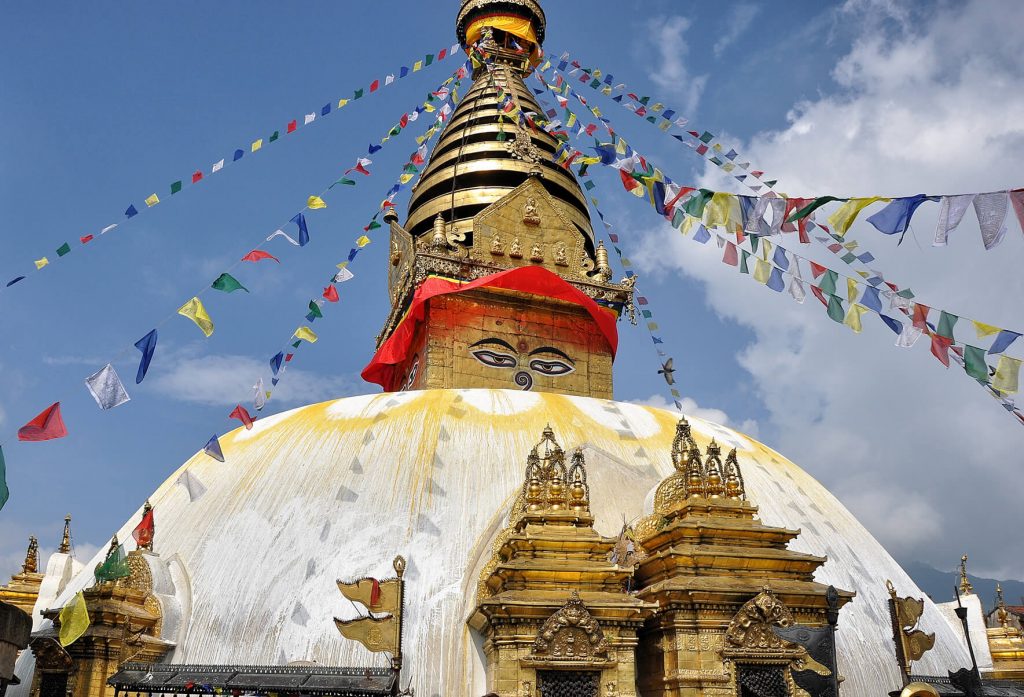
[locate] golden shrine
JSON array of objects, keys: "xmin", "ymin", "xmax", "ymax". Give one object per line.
[{"xmin": 4, "ymin": 2, "xmax": 1023, "ymax": 697}]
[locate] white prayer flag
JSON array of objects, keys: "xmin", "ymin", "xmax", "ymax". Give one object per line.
[
  {"xmin": 176, "ymin": 470, "xmax": 207, "ymax": 502},
  {"xmin": 266, "ymin": 230, "xmax": 300, "ymax": 246},
  {"xmin": 974, "ymin": 192, "xmax": 1009, "ymax": 250},
  {"xmin": 84, "ymin": 364, "xmax": 130, "ymax": 410},
  {"xmin": 100, "ymin": 224, "xmax": 118, "ymax": 235},
  {"xmin": 333, "ymin": 267, "xmax": 355, "ymax": 284},
  {"xmin": 933, "ymin": 194, "xmax": 974, "ymax": 246},
  {"xmin": 896, "ymin": 325, "xmax": 923, "ymax": 348},
  {"xmin": 253, "ymin": 378, "xmax": 266, "ymax": 412},
  {"xmin": 304, "ymin": 113, "xmax": 316, "ymax": 125},
  {"xmin": 212, "ymin": 158, "xmax": 225, "ymax": 173},
  {"xmin": 385, "ymin": 74, "xmax": 395, "ymax": 86}
]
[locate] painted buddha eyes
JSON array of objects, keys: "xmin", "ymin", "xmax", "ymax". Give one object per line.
[{"xmin": 469, "ymin": 339, "xmax": 576, "ymax": 386}]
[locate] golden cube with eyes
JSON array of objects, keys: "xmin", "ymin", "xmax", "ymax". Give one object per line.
[{"xmin": 393, "ymin": 287, "xmax": 614, "ymax": 398}]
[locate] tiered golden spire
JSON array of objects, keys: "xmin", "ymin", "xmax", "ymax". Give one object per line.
[
  {"xmin": 653, "ymin": 417, "xmax": 745, "ymax": 515},
  {"xmin": 58, "ymin": 514, "xmax": 72, "ymax": 554},
  {"xmin": 959, "ymin": 554, "xmax": 975, "ymax": 596},
  {"xmin": 22, "ymin": 536, "xmax": 39, "ymax": 574},
  {"xmin": 520, "ymin": 425, "xmax": 590, "ymax": 519},
  {"xmin": 997, "ymin": 583, "xmax": 1009, "ymax": 629}
]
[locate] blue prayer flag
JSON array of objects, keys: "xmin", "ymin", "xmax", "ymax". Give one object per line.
[
  {"xmin": 861, "ymin": 286, "xmax": 883, "ymax": 314},
  {"xmin": 233, "ymin": 149, "xmax": 244, "ymax": 161},
  {"xmin": 0, "ymin": 445, "xmax": 7, "ymax": 511},
  {"xmin": 767, "ymin": 268, "xmax": 786, "ymax": 292},
  {"xmin": 271, "ymin": 377, "xmax": 280, "ymax": 386},
  {"xmin": 347, "ymin": 248, "xmax": 359, "ymax": 262},
  {"xmin": 133, "ymin": 329, "xmax": 158, "ymax": 384},
  {"xmin": 663, "ymin": 109, "xmax": 675, "ymax": 120},
  {"xmin": 989, "ymin": 330, "xmax": 1021, "ymax": 355},
  {"xmin": 291, "ymin": 213, "xmax": 309, "ymax": 247},
  {"xmin": 772, "ymin": 246, "xmax": 789, "ymax": 270},
  {"xmin": 125, "ymin": 205, "xmax": 138, "ymax": 218},
  {"xmin": 6, "ymin": 276, "xmax": 25, "ymax": 287},
  {"xmin": 321, "ymin": 103, "xmax": 331, "ymax": 116},
  {"xmin": 858, "ymin": 252, "xmax": 875, "ymax": 263},
  {"xmin": 270, "ymin": 352, "xmax": 284, "ymax": 376},
  {"xmin": 652, "ymin": 336, "xmax": 664, "ymax": 344},
  {"xmin": 400, "ymin": 66, "xmax": 409, "ymax": 78},
  {"xmin": 369, "ymin": 143, "xmax": 382, "ymax": 154},
  {"xmin": 203, "ymin": 435, "xmax": 225, "ymax": 463},
  {"xmin": 866, "ymin": 195, "xmax": 936, "ymax": 236},
  {"xmin": 879, "ymin": 314, "xmax": 903, "ymax": 335},
  {"xmin": 693, "ymin": 225, "xmax": 711, "ymax": 244}
]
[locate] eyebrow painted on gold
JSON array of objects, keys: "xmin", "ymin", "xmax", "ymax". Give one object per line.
[
  {"xmin": 528, "ymin": 346, "xmax": 574, "ymax": 363},
  {"xmin": 470, "ymin": 338, "xmax": 517, "ymax": 351}
]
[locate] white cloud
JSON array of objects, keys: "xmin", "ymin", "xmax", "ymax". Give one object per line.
[
  {"xmin": 713, "ymin": 4, "xmax": 760, "ymax": 57},
  {"xmin": 632, "ymin": 394, "xmax": 759, "ymax": 439},
  {"xmin": 631, "ymin": 0, "xmax": 1024, "ymax": 578},
  {"xmin": 645, "ymin": 16, "xmax": 708, "ymax": 117},
  {"xmin": 147, "ymin": 345, "xmax": 361, "ymax": 407}
]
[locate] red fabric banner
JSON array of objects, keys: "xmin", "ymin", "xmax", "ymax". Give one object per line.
[
  {"xmin": 361, "ymin": 267, "xmax": 620, "ymax": 390},
  {"xmin": 18, "ymin": 402, "xmax": 67, "ymax": 442}
]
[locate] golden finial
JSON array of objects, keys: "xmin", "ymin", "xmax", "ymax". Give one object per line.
[
  {"xmin": 704, "ymin": 440, "xmax": 724, "ymax": 499},
  {"xmin": 996, "ymin": 583, "xmax": 1009, "ymax": 628},
  {"xmin": 723, "ymin": 448, "xmax": 745, "ymax": 500},
  {"xmin": 22, "ymin": 536, "xmax": 39, "ymax": 574},
  {"xmin": 594, "ymin": 241, "xmax": 612, "ymax": 282},
  {"xmin": 959, "ymin": 554, "xmax": 974, "ymax": 596},
  {"xmin": 58, "ymin": 514, "xmax": 72, "ymax": 554},
  {"xmin": 430, "ymin": 214, "xmax": 449, "ymax": 251}
]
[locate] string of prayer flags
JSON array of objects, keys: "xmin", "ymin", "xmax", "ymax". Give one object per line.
[
  {"xmin": 203, "ymin": 435, "xmax": 225, "ymax": 463},
  {"xmin": 84, "ymin": 364, "xmax": 131, "ymax": 410},
  {"xmin": 229, "ymin": 405, "xmax": 255, "ymax": 430},
  {"xmin": 0, "ymin": 446, "xmax": 8, "ymax": 512},
  {"xmin": 211, "ymin": 273, "xmax": 248, "ymax": 294},
  {"xmin": 134, "ymin": 329, "xmax": 158, "ymax": 384},
  {"xmin": 58, "ymin": 591, "xmax": 90, "ymax": 647},
  {"xmin": 176, "ymin": 470, "xmax": 207, "ymax": 502},
  {"xmin": 242, "ymin": 249, "xmax": 280, "ymax": 263},
  {"xmin": 17, "ymin": 403, "xmax": 67, "ymax": 442},
  {"xmin": 177, "ymin": 297, "xmax": 215, "ymax": 337}
]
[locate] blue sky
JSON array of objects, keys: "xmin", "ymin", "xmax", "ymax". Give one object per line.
[{"xmin": 2, "ymin": 1, "xmax": 1022, "ymax": 584}]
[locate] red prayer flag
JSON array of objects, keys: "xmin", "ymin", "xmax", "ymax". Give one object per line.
[
  {"xmin": 192, "ymin": 171, "xmax": 203, "ymax": 184},
  {"xmin": 912, "ymin": 304, "xmax": 930, "ymax": 330},
  {"xmin": 722, "ymin": 242, "xmax": 738, "ymax": 266},
  {"xmin": 618, "ymin": 169, "xmax": 640, "ymax": 193},
  {"xmin": 242, "ymin": 250, "xmax": 280, "ymax": 263},
  {"xmin": 438, "ymin": 48, "xmax": 447, "ymax": 60},
  {"xmin": 229, "ymin": 405, "xmax": 255, "ymax": 430},
  {"xmin": 370, "ymin": 80, "xmax": 379, "ymax": 92},
  {"xmin": 17, "ymin": 402, "xmax": 68, "ymax": 442},
  {"xmin": 930, "ymin": 333, "xmax": 953, "ymax": 367},
  {"xmin": 323, "ymin": 284, "xmax": 339, "ymax": 303},
  {"xmin": 810, "ymin": 285, "xmax": 829, "ymax": 307},
  {"xmin": 285, "ymin": 353, "xmax": 294, "ymax": 362},
  {"xmin": 80, "ymin": 235, "xmax": 94, "ymax": 244},
  {"xmin": 585, "ymin": 124, "xmax": 597, "ymax": 136},
  {"xmin": 352, "ymin": 162, "xmax": 371, "ymax": 176},
  {"xmin": 287, "ymin": 120, "xmax": 297, "ymax": 133},
  {"xmin": 133, "ymin": 508, "xmax": 155, "ymax": 548},
  {"xmin": 809, "ymin": 262, "xmax": 827, "ymax": 279}
]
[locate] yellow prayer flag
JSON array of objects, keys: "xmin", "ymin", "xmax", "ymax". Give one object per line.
[
  {"xmin": 252, "ymin": 139, "xmax": 263, "ymax": 152},
  {"xmin": 658, "ymin": 120, "xmax": 671, "ymax": 131},
  {"xmin": 338, "ymin": 99, "xmax": 349, "ymax": 109},
  {"xmin": 722, "ymin": 163, "xmax": 735, "ymax": 173},
  {"xmin": 828, "ymin": 197, "xmax": 889, "ymax": 236},
  {"xmin": 704, "ymin": 192, "xmax": 740, "ymax": 231},
  {"xmin": 294, "ymin": 326, "xmax": 318, "ymax": 344},
  {"xmin": 843, "ymin": 240, "xmax": 859, "ymax": 250},
  {"xmin": 993, "ymin": 355, "xmax": 1021, "ymax": 394},
  {"xmin": 847, "ymin": 278, "xmax": 859, "ymax": 303},
  {"xmin": 413, "ymin": 61, "xmax": 423, "ymax": 72},
  {"xmin": 615, "ymin": 139, "xmax": 628, "ymax": 155},
  {"xmin": 651, "ymin": 102, "xmax": 664, "ymax": 112},
  {"xmin": 602, "ymin": 86, "xmax": 613, "ymax": 96},
  {"xmin": 762, "ymin": 239, "xmax": 773, "ymax": 260},
  {"xmin": 541, "ymin": 61, "xmax": 551, "ymax": 71},
  {"xmin": 177, "ymin": 297, "xmax": 214, "ymax": 338},
  {"xmin": 844, "ymin": 304, "xmax": 868, "ymax": 334},
  {"xmin": 973, "ymin": 321, "xmax": 1001, "ymax": 339},
  {"xmin": 680, "ymin": 215, "xmax": 697, "ymax": 235},
  {"xmin": 591, "ymin": 107, "xmax": 602, "ymax": 117},
  {"xmin": 58, "ymin": 591, "xmax": 90, "ymax": 647},
  {"xmin": 145, "ymin": 193, "xmax": 160, "ymax": 207},
  {"xmin": 356, "ymin": 235, "xmax": 371, "ymax": 248},
  {"xmin": 422, "ymin": 103, "xmax": 436, "ymax": 113},
  {"xmin": 713, "ymin": 143, "xmax": 723, "ymax": 152},
  {"xmin": 753, "ymin": 258, "xmax": 772, "ymax": 284},
  {"xmin": 336, "ymin": 261, "xmax": 350, "ymax": 270},
  {"xmin": 307, "ymin": 195, "xmax": 327, "ymax": 210},
  {"xmin": 399, "ymin": 173, "xmax": 415, "ymax": 185},
  {"xmin": 566, "ymin": 113, "xmax": 577, "ymax": 128},
  {"xmin": 34, "ymin": 257, "xmax": 49, "ymax": 270}
]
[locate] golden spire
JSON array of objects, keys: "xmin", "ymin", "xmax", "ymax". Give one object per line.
[
  {"xmin": 723, "ymin": 447, "xmax": 746, "ymax": 500},
  {"xmin": 996, "ymin": 583, "xmax": 1009, "ymax": 628},
  {"xmin": 704, "ymin": 440, "xmax": 725, "ymax": 499},
  {"xmin": 959, "ymin": 554, "xmax": 974, "ymax": 596},
  {"xmin": 58, "ymin": 514, "xmax": 72, "ymax": 554},
  {"xmin": 22, "ymin": 536, "xmax": 39, "ymax": 574}
]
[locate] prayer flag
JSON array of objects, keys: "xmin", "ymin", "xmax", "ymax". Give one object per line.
[
  {"xmin": 18, "ymin": 403, "xmax": 67, "ymax": 442},
  {"xmin": 828, "ymin": 197, "xmax": 887, "ymax": 236},
  {"xmin": 989, "ymin": 330, "xmax": 1021, "ymax": 355},
  {"xmin": 56, "ymin": 243, "xmax": 71, "ymax": 257},
  {"xmin": 242, "ymin": 249, "xmax": 280, "ymax": 263},
  {"xmin": 847, "ymin": 278, "xmax": 859, "ymax": 303},
  {"xmin": 305, "ymin": 113, "xmax": 316, "ymax": 125},
  {"xmin": 233, "ymin": 149, "xmax": 244, "ymax": 161},
  {"xmin": 963, "ymin": 346, "xmax": 990, "ymax": 382},
  {"xmin": 974, "ymin": 192, "xmax": 1009, "ymax": 250},
  {"xmin": 753, "ymin": 258, "xmax": 771, "ymax": 284},
  {"xmin": 269, "ymin": 131, "xmax": 279, "ymax": 142},
  {"xmin": 171, "ymin": 181, "xmax": 182, "ymax": 194},
  {"xmin": 993, "ymin": 355, "xmax": 1021, "ymax": 393},
  {"xmin": 266, "ymin": 230, "xmax": 300, "ymax": 245},
  {"xmin": 287, "ymin": 119, "xmax": 297, "ymax": 133},
  {"xmin": 819, "ymin": 270, "xmax": 838, "ymax": 297},
  {"xmin": 767, "ymin": 267, "xmax": 785, "ymax": 292},
  {"xmin": 253, "ymin": 378, "xmax": 266, "ymax": 412},
  {"xmin": 722, "ymin": 242, "xmax": 738, "ymax": 266},
  {"xmin": 844, "ymin": 304, "xmax": 867, "ymax": 333},
  {"xmin": 294, "ymin": 326, "xmax": 318, "ymax": 343},
  {"xmin": 867, "ymin": 195, "xmax": 935, "ymax": 236},
  {"xmin": 973, "ymin": 321, "xmax": 1001, "ymax": 339},
  {"xmin": 307, "ymin": 300, "xmax": 323, "ymax": 319},
  {"xmin": 134, "ymin": 329, "xmax": 157, "ymax": 384},
  {"xmin": 204, "ymin": 435, "xmax": 225, "ymax": 462},
  {"xmin": 177, "ymin": 470, "xmax": 207, "ymax": 501},
  {"xmin": 145, "ymin": 193, "xmax": 160, "ymax": 207},
  {"xmin": 826, "ymin": 295, "xmax": 845, "ymax": 323},
  {"xmin": 936, "ymin": 311, "xmax": 958, "ymax": 340},
  {"xmin": 930, "ymin": 334, "xmax": 953, "ymax": 367},
  {"xmin": 35, "ymin": 258, "xmax": 49, "ymax": 270},
  {"xmin": 933, "ymin": 194, "xmax": 975, "ymax": 246},
  {"xmin": 333, "ymin": 177, "xmax": 356, "ymax": 187},
  {"xmin": 270, "ymin": 352, "xmax": 284, "ymax": 375},
  {"xmin": 861, "ymin": 286, "xmax": 883, "ymax": 314},
  {"xmin": 252, "ymin": 139, "xmax": 263, "ymax": 152},
  {"xmin": 177, "ymin": 297, "xmax": 214, "ymax": 337},
  {"xmin": 1010, "ymin": 189, "xmax": 1024, "ymax": 232},
  {"xmin": 133, "ymin": 506, "xmax": 154, "ymax": 548},
  {"xmin": 322, "ymin": 103, "xmax": 331, "ymax": 115},
  {"xmin": 211, "ymin": 273, "xmax": 248, "ymax": 293},
  {"xmin": 58, "ymin": 591, "xmax": 89, "ymax": 647},
  {"xmin": 0, "ymin": 446, "xmax": 8, "ymax": 512},
  {"xmin": 84, "ymin": 364, "xmax": 130, "ymax": 410},
  {"xmin": 126, "ymin": 204, "xmax": 138, "ymax": 218},
  {"xmin": 787, "ymin": 196, "xmax": 843, "ymax": 223},
  {"xmin": 212, "ymin": 159, "xmax": 224, "ymax": 173},
  {"xmin": 7, "ymin": 276, "xmax": 25, "ymax": 286},
  {"xmin": 291, "ymin": 213, "xmax": 310, "ymax": 246},
  {"xmin": 229, "ymin": 404, "xmax": 255, "ymax": 430},
  {"xmin": 95, "ymin": 539, "xmax": 131, "ymax": 581},
  {"xmin": 307, "ymin": 195, "xmax": 327, "ymax": 209},
  {"xmin": 356, "ymin": 235, "xmax": 371, "ymax": 247},
  {"xmin": 323, "ymin": 284, "xmax": 339, "ymax": 302}
]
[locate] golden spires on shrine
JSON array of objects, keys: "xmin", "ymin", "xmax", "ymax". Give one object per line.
[
  {"xmin": 960, "ymin": 554, "xmax": 975, "ymax": 596},
  {"xmin": 58, "ymin": 514, "xmax": 72, "ymax": 554},
  {"xmin": 22, "ymin": 537, "xmax": 39, "ymax": 575},
  {"xmin": 651, "ymin": 417, "xmax": 746, "ymax": 517},
  {"xmin": 519, "ymin": 425, "xmax": 591, "ymax": 520}
]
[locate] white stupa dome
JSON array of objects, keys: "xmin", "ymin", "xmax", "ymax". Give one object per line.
[{"xmin": 13, "ymin": 389, "xmax": 972, "ymax": 696}]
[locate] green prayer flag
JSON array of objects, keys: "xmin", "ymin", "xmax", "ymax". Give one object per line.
[
  {"xmin": 584, "ymin": 180, "xmax": 595, "ymax": 191},
  {"xmin": 787, "ymin": 196, "xmax": 844, "ymax": 223},
  {"xmin": 841, "ymin": 252, "xmax": 857, "ymax": 264},
  {"xmin": 750, "ymin": 235, "xmax": 759, "ymax": 254},
  {"xmin": 95, "ymin": 543, "xmax": 131, "ymax": 582},
  {"xmin": 682, "ymin": 189, "xmax": 714, "ymax": 218},
  {"xmin": 937, "ymin": 311, "xmax": 958, "ymax": 340},
  {"xmin": 764, "ymin": 179, "xmax": 778, "ymax": 188},
  {"xmin": 646, "ymin": 115, "xmax": 657, "ymax": 124},
  {"xmin": 496, "ymin": 130, "xmax": 507, "ymax": 142},
  {"xmin": 0, "ymin": 445, "xmax": 9, "ymax": 512},
  {"xmin": 389, "ymin": 126, "xmax": 401, "ymax": 136},
  {"xmin": 590, "ymin": 79, "xmax": 600, "ymax": 88},
  {"xmin": 963, "ymin": 345, "xmax": 990, "ymax": 382},
  {"xmin": 699, "ymin": 131, "xmax": 714, "ymax": 143},
  {"xmin": 56, "ymin": 243, "xmax": 71, "ymax": 257},
  {"xmin": 425, "ymin": 54, "xmax": 434, "ymax": 66},
  {"xmin": 354, "ymin": 89, "xmax": 364, "ymax": 99},
  {"xmin": 819, "ymin": 270, "xmax": 838, "ymax": 297},
  {"xmin": 827, "ymin": 295, "xmax": 845, "ymax": 323},
  {"xmin": 269, "ymin": 131, "xmax": 279, "ymax": 142},
  {"xmin": 291, "ymin": 340, "xmax": 301, "ymax": 349},
  {"xmin": 639, "ymin": 96, "xmax": 650, "ymax": 105},
  {"xmin": 211, "ymin": 273, "xmax": 249, "ymax": 294},
  {"xmin": 671, "ymin": 208, "xmax": 685, "ymax": 228},
  {"xmin": 403, "ymin": 163, "xmax": 419, "ymax": 174},
  {"xmin": 308, "ymin": 300, "xmax": 323, "ymax": 319},
  {"xmin": 739, "ymin": 250, "xmax": 750, "ymax": 274},
  {"xmin": 642, "ymin": 310, "xmax": 653, "ymax": 319},
  {"xmin": 334, "ymin": 177, "xmax": 356, "ymax": 187},
  {"xmin": 171, "ymin": 181, "xmax": 183, "ymax": 194},
  {"xmin": 366, "ymin": 220, "xmax": 382, "ymax": 231}
]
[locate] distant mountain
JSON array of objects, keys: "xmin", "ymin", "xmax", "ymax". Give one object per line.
[{"xmin": 902, "ymin": 560, "xmax": 1024, "ymax": 612}]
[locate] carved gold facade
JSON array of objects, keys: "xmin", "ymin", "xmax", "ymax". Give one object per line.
[{"xmin": 29, "ymin": 550, "xmax": 173, "ymax": 697}]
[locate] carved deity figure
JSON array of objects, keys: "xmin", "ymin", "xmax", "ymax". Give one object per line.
[
  {"xmin": 554, "ymin": 243, "xmax": 568, "ymax": 266},
  {"xmin": 530, "ymin": 243, "xmax": 544, "ymax": 262},
  {"xmin": 390, "ymin": 240, "xmax": 401, "ymax": 266},
  {"xmin": 509, "ymin": 237, "xmax": 524, "ymax": 259},
  {"xmin": 523, "ymin": 196, "xmax": 541, "ymax": 226},
  {"xmin": 491, "ymin": 235, "xmax": 505, "ymax": 256}
]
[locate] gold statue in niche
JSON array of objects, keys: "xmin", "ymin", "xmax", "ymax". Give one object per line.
[
  {"xmin": 523, "ymin": 196, "xmax": 541, "ymax": 226},
  {"xmin": 509, "ymin": 237, "xmax": 523, "ymax": 259},
  {"xmin": 530, "ymin": 242, "xmax": 544, "ymax": 262},
  {"xmin": 468, "ymin": 338, "xmax": 575, "ymax": 391},
  {"xmin": 554, "ymin": 243, "xmax": 568, "ymax": 266},
  {"xmin": 491, "ymin": 235, "xmax": 504, "ymax": 256}
]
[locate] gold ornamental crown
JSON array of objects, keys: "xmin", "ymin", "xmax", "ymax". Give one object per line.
[{"xmin": 456, "ymin": 0, "xmax": 547, "ymax": 46}]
